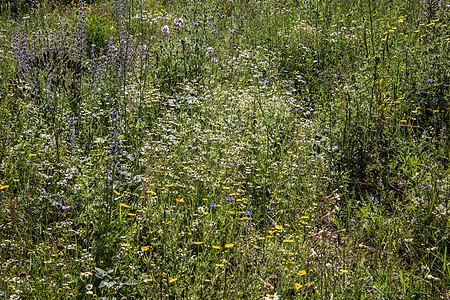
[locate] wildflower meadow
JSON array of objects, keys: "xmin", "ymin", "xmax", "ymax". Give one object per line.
[{"xmin": 0, "ymin": 0, "xmax": 449, "ymax": 299}]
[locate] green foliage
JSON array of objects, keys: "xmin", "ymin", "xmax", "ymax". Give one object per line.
[
  {"xmin": 86, "ymin": 12, "xmax": 116, "ymax": 54},
  {"xmin": 153, "ymin": 38, "xmax": 207, "ymax": 94},
  {"xmin": 0, "ymin": 0, "xmax": 449, "ymax": 299}
]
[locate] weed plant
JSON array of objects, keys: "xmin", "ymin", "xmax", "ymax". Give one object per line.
[{"xmin": 0, "ymin": 0, "xmax": 449, "ymax": 299}]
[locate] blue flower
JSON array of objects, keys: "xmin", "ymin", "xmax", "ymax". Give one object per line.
[
  {"xmin": 193, "ymin": 22, "xmax": 199, "ymax": 25},
  {"xmin": 210, "ymin": 203, "xmax": 217, "ymax": 207},
  {"xmin": 245, "ymin": 211, "xmax": 252, "ymax": 216},
  {"xmin": 295, "ymin": 108, "xmax": 301, "ymax": 113},
  {"xmin": 428, "ymin": 79, "xmax": 433, "ymax": 83},
  {"xmin": 225, "ymin": 197, "xmax": 234, "ymax": 201},
  {"xmin": 262, "ymin": 79, "xmax": 269, "ymax": 85},
  {"xmin": 424, "ymin": 184, "xmax": 431, "ymax": 189}
]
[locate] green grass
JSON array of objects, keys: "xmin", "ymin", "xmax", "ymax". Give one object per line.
[{"xmin": 0, "ymin": 0, "xmax": 449, "ymax": 299}]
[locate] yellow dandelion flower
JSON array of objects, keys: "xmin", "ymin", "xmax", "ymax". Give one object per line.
[
  {"xmin": 193, "ymin": 242, "xmax": 203, "ymax": 245},
  {"xmin": 298, "ymin": 270, "xmax": 307, "ymax": 276},
  {"xmin": 168, "ymin": 278, "xmax": 177, "ymax": 283},
  {"xmin": 215, "ymin": 264, "xmax": 225, "ymax": 267},
  {"xmin": 141, "ymin": 246, "xmax": 150, "ymax": 252},
  {"xmin": 119, "ymin": 203, "xmax": 130, "ymax": 208},
  {"xmin": 121, "ymin": 243, "xmax": 130, "ymax": 247},
  {"xmin": 275, "ymin": 225, "xmax": 283, "ymax": 230},
  {"xmin": 225, "ymin": 243, "xmax": 234, "ymax": 248},
  {"xmin": 114, "ymin": 190, "xmax": 121, "ymax": 195},
  {"xmin": 212, "ymin": 246, "xmax": 221, "ymax": 250},
  {"xmin": 29, "ymin": 154, "xmax": 37, "ymax": 157},
  {"xmin": 340, "ymin": 269, "xmax": 349, "ymax": 274},
  {"xmin": 257, "ymin": 237, "xmax": 266, "ymax": 240},
  {"xmin": 283, "ymin": 239, "xmax": 294, "ymax": 243},
  {"xmin": 223, "ymin": 187, "xmax": 230, "ymax": 190},
  {"xmin": 294, "ymin": 283, "xmax": 302, "ymax": 290}
]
